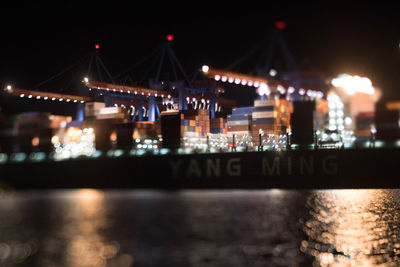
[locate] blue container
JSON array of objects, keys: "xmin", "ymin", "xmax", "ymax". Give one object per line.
[
  {"xmin": 252, "ymin": 118, "xmax": 275, "ymax": 124},
  {"xmin": 232, "ymin": 106, "xmax": 254, "ymax": 115},
  {"xmin": 253, "ymin": 106, "xmax": 274, "ymax": 112},
  {"xmin": 227, "ymin": 114, "xmax": 252, "ymax": 121},
  {"xmin": 210, "ymin": 129, "xmax": 222, "ymax": 134}
]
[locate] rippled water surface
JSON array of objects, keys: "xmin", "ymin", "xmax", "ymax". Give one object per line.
[{"xmin": 0, "ymin": 189, "xmax": 399, "ymax": 266}]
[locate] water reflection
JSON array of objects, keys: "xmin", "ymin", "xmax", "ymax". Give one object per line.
[
  {"xmin": 40, "ymin": 189, "xmax": 133, "ymax": 267},
  {"xmin": 1, "ymin": 189, "xmax": 400, "ymax": 266},
  {"xmin": 0, "ymin": 192, "xmax": 39, "ymax": 265},
  {"xmin": 90, "ymin": 190, "xmax": 310, "ymax": 266},
  {"xmin": 63, "ymin": 189, "xmax": 112, "ymax": 267},
  {"xmin": 303, "ymin": 189, "xmax": 400, "ymax": 266}
]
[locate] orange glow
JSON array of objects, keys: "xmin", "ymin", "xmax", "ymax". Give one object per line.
[
  {"xmin": 331, "ymin": 74, "xmax": 375, "ymax": 95},
  {"xmin": 109, "ymin": 131, "xmax": 117, "ymax": 142},
  {"xmin": 66, "ymin": 127, "xmax": 81, "ymax": 142},
  {"xmin": 31, "ymin": 136, "xmax": 39, "ymax": 147},
  {"xmin": 60, "ymin": 189, "xmax": 128, "ymax": 267},
  {"xmin": 303, "ymin": 190, "xmax": 393, "ymax": 266},
  {"xmin": 75, "ymin": 189, "xmax": 104, "ymax": 201},
  {"xmin": 202, "ymin": 67, "xmax": 269, "ymax": 87},
  {"xmin": 349, "ymin": 92, "xmax": 376, "ymax": 118},
  {"xmin": 316, "ymin": 99, "xmax": 329, "ymax": 113}
]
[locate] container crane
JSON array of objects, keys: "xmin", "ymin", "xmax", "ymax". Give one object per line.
[{"xmin": 200, "ymin": 21, "xmax": 328, "ymax": 101}]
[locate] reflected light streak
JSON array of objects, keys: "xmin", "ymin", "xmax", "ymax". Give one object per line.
[
  {"xmin": 302, "ymin": 189, "xmax": 399, "ymax": 266},
  {"xmin": 44, "ymin": 189, "xmax": 134, "ymax": 267}
]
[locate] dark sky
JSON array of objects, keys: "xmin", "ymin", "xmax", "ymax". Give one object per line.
[{"xmin": 2, "ymin": 1, "xmax": 400, "ymax": 101}]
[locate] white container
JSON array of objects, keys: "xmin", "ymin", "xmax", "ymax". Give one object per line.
[
  {"xmin": 254, "ymin": 99, "xmax": 276, "ymax": 107},
  {"xmin": 252, "ymin": 111, "xmax": 277, "ymax": 119}
]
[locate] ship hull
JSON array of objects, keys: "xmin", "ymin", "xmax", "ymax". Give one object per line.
[{"xmin": 0, "ymin": 148, "xmax": 398, "ymax": 189}]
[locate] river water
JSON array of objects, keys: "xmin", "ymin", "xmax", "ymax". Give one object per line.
[{"xmin": 0, "ymin": 189, "xmax": 399, "ymax": 266}]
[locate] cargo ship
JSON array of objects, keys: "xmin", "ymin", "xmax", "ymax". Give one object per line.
[
  {"xmin": 1, "ymin": 40, "xmax": 399, "ymax": 189},
  {"xmin": 1, "ymin": 84, "xmax": 400, "ymax": 190}
]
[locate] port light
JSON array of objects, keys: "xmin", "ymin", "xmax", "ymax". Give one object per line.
[
  {"xmin": 160, "ymin": 148, "xmax": 170, "ymax": 155},
  {"xmin": 109, "ymin": 131, "xmax": 117, "ymax": 142},
  {"xmin": 166, "ymin": 34, "xmax": 174, "ymax": 42},
  {"xmin": 114, "ymin": 149, "xmax": 124, "ymax": 157},
  {"xmin": 136, "ymin": 149, "xmax": 146, "ymax": 156},
  {"xmin": 10, "ymin": 153, "xmax": 27, "ymax": 163},
  {"xmin": 277, "ymin": 85, "xmax": 286, "ymax": 94},
  {"xmin": 257, "ymin": 83, "xmax": 271, "ymax": 96},
  {"xmin": 29, "ymin": 152, "xmax": 46, "ymax": 162},
  {"xmin": 202, "ymin": 65, "xmax": 209, "ymax": 73},
  {"xmin": 0, "ymin": 153, "xmax": 8, "ymax": 164},
  {"xmin": 31, "ymin": 137, "xmax": 40, "ymax": 147},
  {"xmin": 275, "ymin": 20, "xmax": 286, "ymax": 30},
  {"xmin": 331, "ymin": 74, "xmax": 375, "ymax": 95},
  {"xmin": 91, "ymin": 150, "xmax": 102, "ymax": 158}
]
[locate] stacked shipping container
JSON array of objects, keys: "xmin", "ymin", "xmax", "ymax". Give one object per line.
[
  {"xmin": 210, "ymin": 118, "xmax": 228, "ymax": 134},
  {"xmin": 180, "ymin": 109, "xmax": 210, "ymax": 137},
  {"xmin": 227, "ymin": 107, "xmax": 253, "ymax": 137},
  {"xmin": 251, "ymin": 99, "xmax": 291, "ymax": 146}
]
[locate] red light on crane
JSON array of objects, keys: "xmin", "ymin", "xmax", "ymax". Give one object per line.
[
  {"xmin": 95, "ymin": 43, "xmax": 100, "ymax": 50},
  {"xmin": 166, "ymin": 34, "xmax": 174, "ymax": 42},
  {"xmin": 275, "ymin": 21, "xmax": 286, "ymax": 30}
]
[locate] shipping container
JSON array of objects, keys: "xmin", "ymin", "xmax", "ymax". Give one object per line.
[
  {"xmin": 228, "ymin": 125, "xmax": 251, "ymax": 131},
  {"xmin": 227, "ymin": 114, "xmax": 252, "ymax": 121},
  {"xmin": 254, "ymin": 99, "xmax": 276, "ymax": 107},
  {"xmin": 232, "ymin": 106, "xmax": 254, "ymax": 115},
  {"xmin": 227, "ymin": 130, "xmax": 251, "ymax": 136},
  {"xmin": 253, "ymin": 106, "xmax": 275, "ymax": 112},
  {"xmin": 252, "ymin": 111, "xmax": 276, "ymax": 119},
  {"xmin": 227, "ymin": 120, "xmax": 251, "ymax": 126},
  {"xmin": 85, "ymin": 102, "xmax": 106, "ymax": 117},
  {"xmin": 252, "ymin": 118, "xmax": 276, "ymax": 125}
]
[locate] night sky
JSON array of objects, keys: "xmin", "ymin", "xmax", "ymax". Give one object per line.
[{"xmin": 2, "ymin": 1, "xmax": 400, "ymax": 103}]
